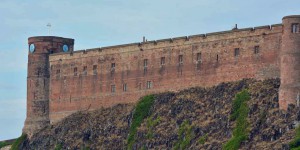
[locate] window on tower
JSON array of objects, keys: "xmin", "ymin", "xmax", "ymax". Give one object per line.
[{"xmin": 292, "ymin": 23, "xmax": 299, "ymax": 33}]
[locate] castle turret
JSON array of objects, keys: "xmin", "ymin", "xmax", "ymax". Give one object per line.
[
  {"xmin": 23, "ymin": 36, "xmax": 74, "ymax": 136},
  {"xmin": 279, "ymin": 15, "xmax": 300, "ymax": 109}
]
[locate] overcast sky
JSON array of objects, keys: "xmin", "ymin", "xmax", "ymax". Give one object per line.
[{"xmin": 0, "ymin": 0, "xmax": 299, "ymax": 140}]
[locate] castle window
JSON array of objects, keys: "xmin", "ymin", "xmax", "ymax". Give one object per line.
[
  {"xmin": 74, "ymin": 67, "xmax": 77, "ymax": 76},
  {"xmin": 196, "ymin": 53, "xmax": 202, "ymax": 70},
  {"xmin": 161, "ymin": 57, "xmax": 165, "ymax": 66},
  {"xmin": 111, "ymin": 85, "xmax": 116, "ymax": 93},
  {"xmin": 234, "ymin": 48, "xmax": 240, "ymax": 57},
  {"xmin": 197, "ymin": 53, "xmax": 202, "ymax": 62},
  {"xmin": 216, "ymin": 54, "xmax": 219, "ymax": 62},
  {"xmin": 123, "ymin": 83, "xmax": 127, "ymax": 92},
  {"xmin": 111, "ymin": 63, "xmax": 115, "ymax": 76},
  {"xmin": 56, "ymin": 69, "xmax": 60, "ymax": 78},
  {"xmin": 254, "ymin": 46, "xmax": 259, "ymax": 54},
  {"xmin": 111, "ymin": 63, "xmax": 115, "ymax": 71},
  {"xmin": 292, "ymin": 23, "xmax": 299, "ymax": 33},
  {"xmin": 83, "ymin": 66, "xmax": 87, "ymax": 75},
  {"xmin": 179, "ymin": 55, "xmax": 183, "ymax": 65},
  {"xmin": 144, "ymin": 59, "xmax": 148, "ymax": 74},
  {"xmin": 93, "ymin": 65, "xmax": 97, "ymax": 75},
  {"xmin": 146, "ymin": 81, "xmax": 152, "ymax": 89}
]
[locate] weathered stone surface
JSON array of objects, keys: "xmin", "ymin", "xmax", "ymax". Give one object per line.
[{"xmin": 24, "ymin": 15, "xmax": 300, "ymax": 136}]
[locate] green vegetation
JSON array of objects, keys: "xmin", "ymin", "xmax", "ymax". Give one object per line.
[
  {"xmin": 10, "ymin": 134, "xmax": 27, "ymax": 150},
  {"xmin": 0, "ymin": 141, "xmax": 9, "ymax": 148},
  {"xmin": 80, "ymin": 146, "xmax": 90, "ymax": 150},
  {"xmin": 146, "ymin": 115, "xmax": 160, "ymax": 139},
  {"xmin": 289, "ymin": 125, "xmax": 300, "ymax": 149},
  {"xmin": 174, "ymin": 120, "xmax": 194, "ymax": 150},
  {"xmin": 54, "ymin": 144, "xmax": 62, "ymax": 150},
  {"xmin": 198, "ymin": 133, "xmax": 208, "ymax": 145},
  {"xmin": 127, "ymin": 95, "xmax": 155, "ymax": 150},
  {"xmin": 223, "ymin": 90, "xmax": 250, "ymax": 150}
]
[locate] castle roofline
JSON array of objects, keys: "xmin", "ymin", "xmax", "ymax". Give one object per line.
[
  {"xmin": 282, "ymin": 15, "xmax": 300, "ymax": 19},
  {"xmin": 50, "ymin": 23, "xmax": 281, "ymax": 55},
  {"xmin": 28, "ymin": 36, "xmax": 74, "ymax": 41}
]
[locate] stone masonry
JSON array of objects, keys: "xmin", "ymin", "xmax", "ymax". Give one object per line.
[{"xmin": 23, "ymin": 15, "xmax": 300, "ymax": 136}]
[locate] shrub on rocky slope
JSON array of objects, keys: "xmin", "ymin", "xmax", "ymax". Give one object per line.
[{"xmin": 22, "ymin": 79, "xmax": 300, "ymax": 150}]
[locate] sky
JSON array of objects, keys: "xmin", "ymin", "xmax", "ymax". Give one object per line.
[{"xmin": 0, "ymin": 0, "xmax": 299, "ymax": 141}]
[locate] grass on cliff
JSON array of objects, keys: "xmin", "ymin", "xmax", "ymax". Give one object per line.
[
  {"xmin": 146, "ymin": 115, "xmax": 160, "ymax": 139},
  {"xmin": 10, "ymin": 134, "xmax": 27, "ymax": 150},
  {"xmin": 223, "ymin": 89, "xmax": 250, "ymax": 150},
  {"xmin": 174, "ymin": 120, "xmax": 194, "ymax": 150},
  {"xmin": 0, "ymin": 141, "xmax": 9, "ymax": 148},
  {"xmin": 127, "ymin": 95, "xmax": 155, "ymax": 150},
  {"xmin": 289, "ymin": 125, "xmax": 300, "ymax": 149}
]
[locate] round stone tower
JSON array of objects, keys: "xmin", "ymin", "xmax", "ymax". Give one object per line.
[
  {"xmin": 23, "ymin": 36, "xmax": 74, "ymax": 136},
  {"xmin": 279, "ymin": 15, "xmax": 300, "ymax": 110}
]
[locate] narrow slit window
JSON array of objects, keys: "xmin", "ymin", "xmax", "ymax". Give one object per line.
[
  {"xmin": 179, "ymin": 55, "xmax": 183, "ymax": 65},
  {"xmin": 292, "ymin": 23, "xmax": 299, "ymax": 33},
  {"xmin": 111, "ymin": 85, "xmax": 116, "ymax": 93},
  {"xmin": 216, "ymin": 54, "xmax": 219, "ymax": 62},
  {"xmin": 197, "ymin": 52, "xmax": 202, "ymax": 62},
  {"xmin": 111, "ymin": 63, "xmax": 115, "ymax": 77},
  {"xmin": 111, "ymin": 63, "xmax": 116, "ymax": 70},
  {"xmin": 234, "ymin": 48, "xmax": 240, "ymax": 57},
  {"xmin": 144, "ymin": 59, "xmax": 148, "ymax": 67},
  {"xmin": 123, "ymin": 83, "xmax": 127, "ymax": 92},
  {"xmin": 146, "ymin": 81, "xmax": 152, "ymax": 89},
  {"xmin": 254, "ymin": 46, "xmax": 259, "ymax": 54},
  {"xmin": 144, "ymin": 59, "xmax": 148, "ymax": 74},
  {"xmin": 56, "ymin": 69, "xmax": 60, "ymax": 77},
  {"xmin": 74, "ymin": 67, "xmax": 77, "ymax": 76},
  {"xmin": 83, "ymin": 66, "xmax": 87, "ymax": 75},
  {"xmin": 161, "ymin": 57, "xmax": 165, "ymax": 66},
  {"xmin": 93, "ymin": 65, "xmax": 97, "ymax": 75}
]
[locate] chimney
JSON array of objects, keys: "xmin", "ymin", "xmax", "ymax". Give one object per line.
[{"xmin": 232, "ymin": 24, "xmax": 238, "ymax": 30}]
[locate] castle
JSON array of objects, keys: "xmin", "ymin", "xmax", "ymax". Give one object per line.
[{"xmin": 23, "ymin": 15, "xmax": 300, "ymax": 136}]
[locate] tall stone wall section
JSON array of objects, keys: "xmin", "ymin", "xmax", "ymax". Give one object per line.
[
  {"xmin": 279, "ymin": 16, "xmax": 300, "ymax": 109},
  {"xmin": 49, "ymin": 25, "xmax": 282, "ymax": 123}
]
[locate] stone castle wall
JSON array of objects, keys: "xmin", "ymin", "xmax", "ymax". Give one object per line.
[
  {"xmin": 24, "ymin": 15, "xmax": 300, "ymax": 136},
  {"xmin": 48, "ymin": 25, "xmax": 282, "ymax": 123}
]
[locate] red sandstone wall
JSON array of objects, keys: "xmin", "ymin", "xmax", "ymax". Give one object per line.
[
  {"xmin": 49, "ymin": 25, "xmax": 282, "ymax": 123},
  {"xmin": 24, "ymin": 36, "xmax": 74, "ymax": 136},
  {"xmin": 279, "ymin": 16, "xmax": 300, "ymax": 109}
]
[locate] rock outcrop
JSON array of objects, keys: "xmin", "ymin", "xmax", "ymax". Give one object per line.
[{"xmin": 22, "ymin": 79, "xmax": 300, "ymax": 150}]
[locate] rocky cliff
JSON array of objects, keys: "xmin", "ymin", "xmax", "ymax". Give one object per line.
[{"xmin": 21, "ymin": 79, "xmax": 300, "ymax": 150}]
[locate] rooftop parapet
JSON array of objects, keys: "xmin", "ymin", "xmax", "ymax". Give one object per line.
[{"xmin": 49, "ymin": 23, "xmax": 283, "ymax": 60}]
